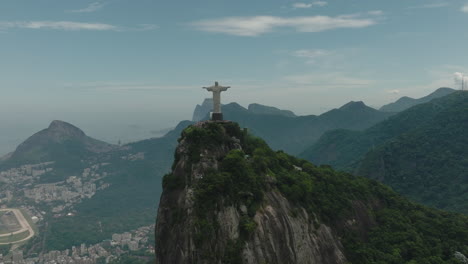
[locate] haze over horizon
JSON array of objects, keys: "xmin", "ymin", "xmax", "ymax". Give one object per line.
[{"xmin": 1, "ymin": 0, "xmax": 468, "ymax": 154}]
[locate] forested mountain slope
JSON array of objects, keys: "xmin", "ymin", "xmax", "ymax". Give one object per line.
[
  {"xmin": 301, "ymin": 91, "xmax": 468, "ymax": 214},
  {"xmin": 380, "ymin": 87, "xmax": 455, "ymax": 112},
  {"xmin": 155, "ymin": 121, "xmax": 468, "ymax": 264}
]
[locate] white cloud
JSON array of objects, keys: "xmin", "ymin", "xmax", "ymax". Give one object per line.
[
  {"xmin": 386, "ymin": 89, "xmax": 400, "ymax": 94},
  {"xmin": 292, "ymin": 1, "xmax": 327, "ymax": 9},
  {"xmin": 0, "ymin": 21, "xmax": 158, "ymax": 31},
  {"xmin": 293, "ymin": 49, "xmax": 331, "ymax": 64},
  {"xmin": 69, "ymin": 2, "xmax": 106, "ymax": 13},
  {"xmin": 0, "ymin": 21, "xmax": 116, "ymax": 31},
  {"xmin": 191, "ymin": 14, "xmax": 379, "ymax": 36},
  {"xmin": 462, "ymin": 4, "xmax": 468, "ymax": 13},
  {"xmin": 293, "ymin": 3, "xmax": 313, "ymax": 9},
  {"xmin": 454, "ymin": 72, "xmax": 468, "ymax": 89}
]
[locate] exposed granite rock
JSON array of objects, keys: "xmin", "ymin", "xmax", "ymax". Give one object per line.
[
  {"xmin": 155, "ymin": 121, "xmax": 351, "ymax": 264},
  {"xmin": 242, "ymin": 190, "xmax": 346, "ymax": 264},
  {"xmin": 192, "ymin": 98, "xmax": 214, "ymax": 122}
]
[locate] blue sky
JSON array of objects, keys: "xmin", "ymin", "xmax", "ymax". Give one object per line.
[{"xmin": 0, "ymin": 0, "xmax": 468, "ymax": 152}]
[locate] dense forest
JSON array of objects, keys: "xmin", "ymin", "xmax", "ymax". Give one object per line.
[
  {"xmin": 301, "ymin": 92, "xmax": 468, "ymax": 214},
  {"xmin": 163, "ymin": 122, "xmax": 468, "ymax": 263}
]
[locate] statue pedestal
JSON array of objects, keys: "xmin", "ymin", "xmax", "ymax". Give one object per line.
[{"xmin": 211, "ymin": 113, "xmax": 223, "ymax": 121}]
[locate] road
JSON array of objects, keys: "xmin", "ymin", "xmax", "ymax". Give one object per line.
[{"xmin": 0, "ymin": 208, "xmax": 35, "ymax": 244}]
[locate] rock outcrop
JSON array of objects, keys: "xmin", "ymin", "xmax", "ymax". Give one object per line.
[
  {"xmin": 155, "ymin": 120, "xmax": 468, "ymax": 264},
  {"xmin": 155, "ymin": 121, "xmax": 347, "ymax": 264},
  {"xmin": 192, "ymin": 98, "xmax": 214, "ymax": 121}
]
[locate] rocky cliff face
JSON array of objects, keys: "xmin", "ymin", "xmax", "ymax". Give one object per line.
[
  {"xmin": 155, "ymin": 121, "xmax": 468, "ymax": 264},
  {"xmin": 192, "ymin": 98, "xmax": 214, "ymax": 121},
  {"xmin": 155, "ymin": 121, "xmax": 349, "ymax": 264},
  {"xmin": 241, "ymin": 190, "xmax": 346, "ymax": 264}
]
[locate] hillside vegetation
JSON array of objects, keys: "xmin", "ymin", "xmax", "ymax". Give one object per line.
[
  {"xmin": 42, "ymin": 121, "xmax": 192, "ymax": 250},
  {"xmin": 301, "ymin": 91, "xmax": 468, "ymax": 214},
  {"xmin": 157, "ymin": 121, "xmax": 468, "ymax": 263},
  {"xmin": 380, "ymin": 87, "xmax": 455, "ymax": 112},
  {"xmin": 0, "ymin": 120, "xmax": 116, "ymax": 177}
]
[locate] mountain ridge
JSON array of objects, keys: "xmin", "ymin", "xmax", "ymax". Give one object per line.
[
  {"xmin": 206, "ymin": 100, "xmax": 394, "ymax": 155},
  {"xmin": 301, "ymin": 91, "xmax": 468, "ymax": 214},
  {"xmin": 247, "ymin": 103, "xmax": 296, "ymax": 117},
  {"xmin": 380, "ymin": 87, "xmax": 455, "ymax": 112}
]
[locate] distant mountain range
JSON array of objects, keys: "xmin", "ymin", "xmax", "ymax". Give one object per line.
[
  {"xmin": 200, "ymin": 100, "xmax": 394, "ymax": 155},
  {"xmin": 192, "ymin": 99, "xmax": 296, "ymax": 121},
  {"xmin": 3, "ymin": 99, "xmax": 394, "ymax": 249},
  {"xmin": 301, "ymin": 91, "xmax": 468, "ymax": 214},
  {"xmin": 380, "ymin": 87, "xmax": 455, "ymax": 112},
  {"xmin": 2, "ymin": 87, "xmax": 464, "ymax": 253}
]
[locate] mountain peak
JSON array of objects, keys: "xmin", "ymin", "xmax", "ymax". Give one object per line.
[
  {"xmin": 47, "ymin": 120, "xmax": 86, "ymax": 140},
  {"xmin": 49, "ymin": 120, "xmax": 70, "ymax": 128},
  {"xmin": 339, "ymin": 101, "xmax": 368, "ymax": 110},
  {"xmin": 200, "ymin": 98, "xmax": 213, "ymax": 106},
  {"xmin": 224, "ymin": 102, "xmax": 247, "ymax": 110},
  {"xmin": 192, "ymin": 98, "xmax": 215, "ymax": 121},
  {"xmin": 155, "ymin": 121, "xmax": 349, "ymax": 263},
  {"xmin": 3, "ymin": 120, "xmax": 114, "ymax": 166},
  {"xmin": 430, "ymin": 87, "xmax": 455, "ymax": 96},
  {"xmin": 155, "ymin": 120, "xmax": 468, "ymax": 264},
  {"xmin": 49, "ymin": 120, "xmax": 83, "ymax": 131}
]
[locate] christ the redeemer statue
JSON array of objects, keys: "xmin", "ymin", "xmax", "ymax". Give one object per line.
[{"xmin": 203, "ymin": 81, "xmax": 230, "ymax": 121}]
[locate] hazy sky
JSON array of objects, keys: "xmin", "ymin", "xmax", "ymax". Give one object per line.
[{"xmin": 1, "ymin": 0, "xmax": 468, "ymax": 153}]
